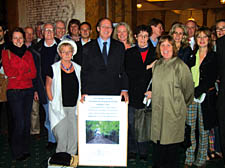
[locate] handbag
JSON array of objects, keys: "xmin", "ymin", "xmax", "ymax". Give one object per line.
[
  {"xmin": 0, "ymin": 50, "xmax": 10, "ymax": 102},
  {"xmin": 135, "ymin": 106, "xmax": 152, "ymax": 142},
  {"xmin": 134, "ymin": 78, "xmax": 152, "ymax": 142}
]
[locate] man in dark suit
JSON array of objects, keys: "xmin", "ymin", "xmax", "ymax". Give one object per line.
[
  {"xmin": 216, "ymin": 34, "xmax": 225, "ymax": 167},
  {"xmin": 81, "ymin": 18, "xmax": 128, "ymax": 102}
]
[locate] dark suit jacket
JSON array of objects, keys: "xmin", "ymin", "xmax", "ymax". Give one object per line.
[
  {"xmin": 216, "ymin": 35, "xmax": 225, "ymax": 113},
  {"xmin": 125, "ymin": 45, "xmax": 156, "ymax": 109},
  {"xmin": 81, "ymin": 38, "xmax": 128, "ymax": 95},
  {"xmin": 73, "ymin": 39, "xmax": 93, "ymax": 66}
]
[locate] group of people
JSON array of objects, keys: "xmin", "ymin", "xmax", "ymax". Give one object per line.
[{"xmin": 0, "ymin": 16, "xmax": 225, "ymax": 168}]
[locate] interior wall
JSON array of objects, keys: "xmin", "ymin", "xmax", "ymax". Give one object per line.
[
  {"xmin": 86, "ymin": 0, "xmax": 136, "ymax": 38},
  {"xmin": 7, "ymin": 0, "xmax": 19, "ymax": 31},
  {"xmin": 137, "ymin": 8, "xmax": 224, "ymax": 32},
  {"xmin": 18, "ymin": 0, "xmax": 85, "ymax": 30}
]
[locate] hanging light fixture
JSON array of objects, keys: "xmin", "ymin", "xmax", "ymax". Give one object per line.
[
  {"xmin": 137, "ymin": 3, "xmax": 142, "ymax": 8},
  {"xmin": 220, "ymin": 0, "xmax": 225, "ymax": 4},
  {"xmin": 188, "ymin": 10, "xmax": 195, "ymax": 21}
]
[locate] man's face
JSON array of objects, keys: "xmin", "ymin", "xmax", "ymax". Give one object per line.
[
  {"xmin": 80, "ymin": 24, "xmax": 91, "ymax": 40},
  {"xmin": 151, "ymin": 23, "xmax": 164, "ymax": 38},
  {"xmin": 216, "ymin": 21, "xmax": 225, "ymax": 38},
  {"xmin": 97, "ymin": 19, "xmax": 113, "ymax": 40},
  {"xmin": 70, "ymin": 23, "xmax": 79, "ymax": 36},
  {"xmin": 25, "ymin": 27, "xmax": 34, "ymax": 43},
  {"xmin": 0, "ymin": 26, "xmax": 5, "ymax": 43},
  {"xmin": 43, "ymin": 24, "xmax": 54, "ymax": 41},
  {"xmin": 186, "ymin": 21, "xmax": 196, "ymax": 38},
  {"xmin": 55, "ymin": 21, "xmax": 66, "ymax": 39},
  {"xmin": 36, "ymin": 25, "xmax": 43, "ymax": 39}
]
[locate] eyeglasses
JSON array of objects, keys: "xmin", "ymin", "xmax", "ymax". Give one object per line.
[
  {"xmin": 60, "ymin": 51, "xmax": 73, "ymax": 55},
  {"xmin": 44, "ymin": 28, "xmax": 54, "ymax": 33},
  {"xmin": 100, "ymin": 26, "xmax": 112, "ymax": 29},
  {"xmin": 216, "ymin": 27, "xmax": 225, "ymax": 32},
  {"xmin": 137, "ymin": 35, "xmax": 149, "ymax": 39},
  {"xmin": 56, "ymin": 27, "xmax": 65, "ymax": 30},
  {"xmin": 81, "ymin": 28, "xmax": 90, "ymax": 31}
]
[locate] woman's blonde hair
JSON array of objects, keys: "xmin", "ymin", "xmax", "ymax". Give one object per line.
[
  {"xmin": 113, "ymin": 22, "xmax": 134, "ymax": 45},
  {"xmin": 169, "ymin": 23, "xmax": 189, "ymax": 48},
  {"xmin": 156, "ymin": 35, "xmax": 178, "ymax": 59}
]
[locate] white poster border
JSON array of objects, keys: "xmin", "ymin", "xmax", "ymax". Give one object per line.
[{"xmin": 77, "ymin": 96, "xmax": 128, "ymax": 167}]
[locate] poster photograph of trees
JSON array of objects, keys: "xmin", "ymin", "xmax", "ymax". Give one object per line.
[{"xmin": 86, "ymin": 121, "xmax": 120, "ymax": 144}]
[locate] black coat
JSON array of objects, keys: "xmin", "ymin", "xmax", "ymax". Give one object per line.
[
  {"xmin": 194, "ymin": 50, "xmax": 217, "ymax": 130},
  {"xmin": 29, "ymin": 47, "xmax": 47, "ymax": 104},
  {"xmin": 81, "ymin": 38, "xmax": 128, "ymax": 95},
  {"xmin": 178, "ymin": 46, "xmax": 195, "ymax": 68},
  {"xmin": 125, "ymin": 45, "xmax": 156, "ymax": 109},
  {"xmin": 216, "ymin": 35, "xmax": 225, "ymax": 112}
]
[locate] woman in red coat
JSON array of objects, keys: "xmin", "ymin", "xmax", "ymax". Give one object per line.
[{"xmin": 2, "ymin": 27, "xmax": 36, "ymax": 161}]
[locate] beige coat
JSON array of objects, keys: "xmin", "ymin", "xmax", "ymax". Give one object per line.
[{"xmin": 151, "ymin": 57, "xmax": 194, "ymax": 144}]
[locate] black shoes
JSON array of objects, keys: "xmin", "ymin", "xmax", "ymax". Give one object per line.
[
  {"xmin": 139, "ymin": 154, "xmax": 148, "ymax": 162},
  {"xmin": 15, "ymin": 153, "xmax": 31, "ymax": 161},
  {"xmin": 128, "ymin": 153, "xmax": 136, "ymax": 161},
  {"xmin": 128, "ymin": 153, "xmax": 148, "ymax": 162}
]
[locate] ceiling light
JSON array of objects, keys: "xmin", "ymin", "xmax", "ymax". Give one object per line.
[
  {"xmin": 137, "ymin": 3, "xmax": 142, "ymax": 8},
  {"xmin": 146, "ymin": 0, "xmax": 174, "ymax": 2},
  {"xmin": 221, "ymin": 0, "xmax": 225, "ymax": 4},
  {"xmin": 188, "ymin": 10, "xmax": 195, "ymax": 21}
]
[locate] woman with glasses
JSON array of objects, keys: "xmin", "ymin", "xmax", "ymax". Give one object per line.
[
  {"xmin": 46, "ymin": 39, "xmax": 81, "ymax": 155},
  {"xmin": 125, "ymin": 25, "xmax": 156, "ymax": 162}
]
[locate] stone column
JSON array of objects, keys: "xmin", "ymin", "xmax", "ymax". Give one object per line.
[{"xmin": 202, "ymin": 8, "xmax": 208, "ymax": 26}]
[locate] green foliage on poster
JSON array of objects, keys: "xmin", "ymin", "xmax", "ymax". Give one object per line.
[{"xmin": 86, "ymin": 121, "xmax": 119, "ymax": 135}]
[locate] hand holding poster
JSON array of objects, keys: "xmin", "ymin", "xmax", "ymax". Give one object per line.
[{"xmin": 78, "ymin": 96, "xmax": 128, "ymax": 167}]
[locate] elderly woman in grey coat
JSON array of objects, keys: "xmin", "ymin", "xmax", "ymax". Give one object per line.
[{"xmin": 146, "ymin": 35, "xmax": 194, "ymax": 168}]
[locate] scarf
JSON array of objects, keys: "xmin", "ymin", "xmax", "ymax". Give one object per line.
[
  {"xmin": 137, "ymin": 43, "xmax": 149, "ymax": 52},
  {"xmin": 8, "ymin": 42, "xmax": 27, "ymax": 58}
]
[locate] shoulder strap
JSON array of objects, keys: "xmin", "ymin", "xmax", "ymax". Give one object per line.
[{"xmin": 146, "ymin": 78, "xmax": 152, "ymax": 92}]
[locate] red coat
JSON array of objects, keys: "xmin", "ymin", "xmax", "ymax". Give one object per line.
[{"xmin": 2, "ymin": 49, "xmax": 36, "ymax": 90}]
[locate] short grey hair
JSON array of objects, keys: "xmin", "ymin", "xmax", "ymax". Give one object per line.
[{"xmin": 42, "ymin": 22, "xmax": 55, "ymax": 33}]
